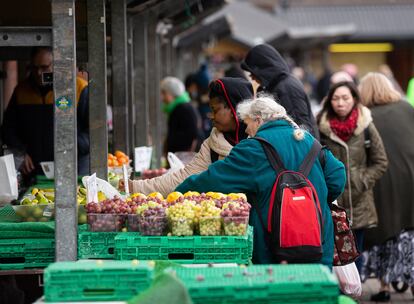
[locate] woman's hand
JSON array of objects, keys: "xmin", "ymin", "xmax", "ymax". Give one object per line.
[{"xmin": 119, "ymin": 179, "xmax": 133, "ymax": 193}]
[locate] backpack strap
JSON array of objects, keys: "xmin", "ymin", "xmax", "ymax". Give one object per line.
[
  {"xmin": 253, "ymin": 137, "xmax": 285, "ymax": 172},
  {"xmin": 298, "ymin": 140, "xmax": 322, "ymax": 177}
]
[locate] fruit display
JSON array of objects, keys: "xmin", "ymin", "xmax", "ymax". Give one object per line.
[
  {"xmin": 138, "ymin": 207, "xmax": 168, "ymax": 236},
  {"xmin": 199, "ymin": 200, "xmax": 222, "ymax": 236},
  {"xmin": 87, "ymin": 213, "xmax": 125, "ymax": 232},
  {"xmin": 108, "ymin": 150, "xmax": 130, "ymax": 168},
  {"xmin": 141, "ymin": 168, "xmax": 168, "ymax": 180},
  {"xmin": 85, "ymin": 197, "xmax": 129, "ymax": 232},
  {"xmin": 14, "ymin": 186, "xmax": 96, "ymax": 223},
  {"xmin": 221, "ymin": 201, "xmax": 251, "ymax": 236},
  {"xmin": 84, "ymin": 191, "xmax": 251, "ymax": 236},
  {"xmin": 167, "ymin": 200, "xmax": 195, "ymax": 236}
]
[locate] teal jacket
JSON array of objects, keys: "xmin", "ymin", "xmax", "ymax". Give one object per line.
[{"xmin": 176, "ymin": 120, "xmax": 346, "ymax": 267}]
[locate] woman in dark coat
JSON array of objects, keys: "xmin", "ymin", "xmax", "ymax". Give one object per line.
[
  {"xmin": 317, "ymin": 81, "xmax": 388, "ymax": 273},
  {"xmin": 360, "ymin": 72, "xmax": 414, "ymax": 302}
]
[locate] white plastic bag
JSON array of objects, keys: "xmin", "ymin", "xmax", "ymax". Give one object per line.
[
  {"xmin": 0, "ymin": 154, "xmax": 18, "ymax": 205},
  {"xmin": 134, "ymin": 146, "xmax": 153, "ymax": 173},
  {"xmin": 333, "ymin": 262, "xmax": 362, "ymax": 298},
  {"xmin": 82, "ymin": 175, "xmax": 125, "ymax": 201},
  {"xmin": 167, "ymin": 152, "xmax": 185, "ymax": 172}
]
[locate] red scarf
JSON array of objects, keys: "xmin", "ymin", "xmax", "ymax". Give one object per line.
[{"xmin": 329, "ymin": 108, "xmax": 359, "ymax": 142}]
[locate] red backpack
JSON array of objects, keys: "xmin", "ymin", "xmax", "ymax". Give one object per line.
[{"xmin": 254, "ymin": 137, "xmax": 323, "ymax": 263}]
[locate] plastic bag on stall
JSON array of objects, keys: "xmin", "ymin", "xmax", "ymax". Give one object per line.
[
  {"xmin": 0, "ymin": 154, "xmax": 18, "ymax": 206},
  {"xmin": 167, "ymin": 153, "xmax": 185, "ymax": 172},
  {"xmin": 82, "ymin": 175, "xmax": 125, "ymax": 201},
  {"xmin": 333, "ymin": 262, "xmax": 362, "ymax": 298}
]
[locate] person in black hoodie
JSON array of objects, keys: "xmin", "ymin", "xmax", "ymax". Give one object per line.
[
  {"xmin": 127, "ymin": 77, "xmax": 254, "ymax": 196},
  {"xmin": 241, "ymin": 44, "xmax": 319, "ymax": 138}
]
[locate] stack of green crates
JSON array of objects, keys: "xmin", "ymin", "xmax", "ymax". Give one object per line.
[
  {"xmin": 115, "ymin": 226, "xmax": 253, "ymax": 264},
  {"xmin": 0, "ymin": 238, "xmax": 55, "ymax": 270},
  {"xmin": 171, "ymin": 264, "xmax": 339, "ymax": 304},
  {"xmin": 44, "ymin": 260, "xmax": 154, "ymax": 302},
  {"xmin": 78, "ymin": 224, "xmax": 118, "ymax": 259}
]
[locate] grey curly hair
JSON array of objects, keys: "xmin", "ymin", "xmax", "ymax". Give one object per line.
[{"xmin": 237, "ymin": 94, "xmax": 305, "ymax": 141}]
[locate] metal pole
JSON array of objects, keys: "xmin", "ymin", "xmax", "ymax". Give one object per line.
[
  {"xmin": 52, "ymin": 0, "xmax": 78, "ymax": 261},
  {"xmin": 147, "ymin": 13, "xmax": 162, "ymax": 167},
  {"xmin": 111, "ymin": 0, "xmax": 129, "ymax": 154},
  {"xmin": 133, "ymin": 14, "xmax": 149, "ymax": 148},
  {"xmin": 87, "ymin": 0, "xmax": 108, "ymax": 180},
  {"xmin": 127, "ymin": 16, "xmax": 135, "ymax": 157}
]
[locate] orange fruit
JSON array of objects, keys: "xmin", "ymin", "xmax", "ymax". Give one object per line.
[
  {"xmin": 108, "ymin": 159, "xmax": 113, "ymax": 167},
  {"xmin": 115, "ymin": 151, "xmax": 125, "ymax": 158},
  {"xmin": 118, "ymin": 157, "xmax": 127, "ymax": 165},
  {"xmin": 112, "ymin": 160, "xmax": 119, "ymax": 167},
  {"xmin": 108, "ymin": 153, "xmax": 115, "ymax": 159}
]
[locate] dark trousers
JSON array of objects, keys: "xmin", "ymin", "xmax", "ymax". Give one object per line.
[{"xmin": 354, "ymin": 228, "xmax": 365, "ymax": 273}]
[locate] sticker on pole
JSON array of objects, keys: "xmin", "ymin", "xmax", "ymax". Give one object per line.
[
  {"xmin": 55, "ymin": 96, "xmax": 73, "ymax": 111},
  {"xmin": 134, "ymin": 146, "xmax": 153, "ymax": 173},
  {"xmin": 86, "ymin": 173, "xmax": 99, "ymax": 203}
]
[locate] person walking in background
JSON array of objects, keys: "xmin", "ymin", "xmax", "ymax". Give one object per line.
[
  {"xmin": 240, "ymin": 44, "xmax": 319, "ymax": 138},
  {"xmin": 160, "ymin": 77, "xmax": 203, "ymax": 154},
  {"xmin": 359, "ymin": 72, "xmax": 414, "ymax": 302},
  {"xmin": 317, "ymin": 81, "xmax": 388, "ymax": 272}
]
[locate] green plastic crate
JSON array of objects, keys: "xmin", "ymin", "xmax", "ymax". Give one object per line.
[
  {"xmin": 0, "ymin": 238, "xmax": 55, "ymax": 270},
  {"xmin": 115, "ymin": 226, "xmax": 253, "ymax": 264},
  {"xmin": 44, "ymin": 260, "xmax": 154, "ymax": 302},
  {"xmin": 78, "ymin": 231, "xmax": 118, "ymax": 259},
  {"xmin": 172, "ymin": 264, "xmax": 339, "ymax": 304}
]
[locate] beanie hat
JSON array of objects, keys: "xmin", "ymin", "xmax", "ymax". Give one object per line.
[{"xmin": 160, "ymin": 77, "xmax": 186, "ymax": 97}]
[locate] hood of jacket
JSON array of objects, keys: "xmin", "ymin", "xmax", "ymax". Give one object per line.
[
  {"xmin": 319, "ymin": 104, "xmax": 373, "ymax": 140},
  {"xmin": 208, "ymin": 127, "xmax": 233, "ymax": 157},
  {"xmin": 214, "ymin": 77, "xmax": 254, "ymax": 145},
  {"xmin": 241, "ymin": 44, "xmax": 289, "ymax": 89}
]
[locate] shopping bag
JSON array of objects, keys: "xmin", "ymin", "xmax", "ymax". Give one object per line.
[
  {"xmin": 331, "ymin": 200, "xmax": 360, "ymax": 266},
  {"xmin": 167, "ymin": 152, "xmax": 185, "ymax": 172},
  {"xmin": 333, "ymin": 262, "xmax": 362, "ymax": 298},
  {"xmin": 82, "ymin": 174, "xmax": 125, "ymax": 201},
  {"xmin": 0, "ymin": 154, "xmax": 18, "ymax": 205}
]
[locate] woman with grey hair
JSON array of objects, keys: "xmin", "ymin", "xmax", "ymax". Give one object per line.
[
  {"xmin": 237, "ymin": 94, "xmax": 305, "ymax": 140},
  {"xmin": 176, "ymin": 95, "xmax": 346, "ymax": 267}
]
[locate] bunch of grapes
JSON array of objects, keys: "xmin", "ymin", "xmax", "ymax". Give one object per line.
[
  {"xmin": 85, "ymin": 197, "xmax": 132, "ymax": 232},
  {"xmin": 167, "ymin": 200, "xmax": 195, "ymax": 236},
  {"xmin": 221, "ymin": 200, "xmax": 251, "ymax": 236},
  {"xmin": 138, "ymin": 205, "xmax": 168, "ymax": 236},
  {"xmin": 199, "ymin": 200, "xmax": 222, "ymax": 236}
]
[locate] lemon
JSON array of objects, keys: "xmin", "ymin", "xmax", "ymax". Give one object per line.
[
  {"xmin": 167, "ymin": 191, "xmax": 183, "ymax": 203},
  {"xmin": 183, "ymin": 191, "xmax": 200, "ymax": 197},
  {"xmin": 147, "ymin": 192, "xmax": 164, "ymax": 200}
]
